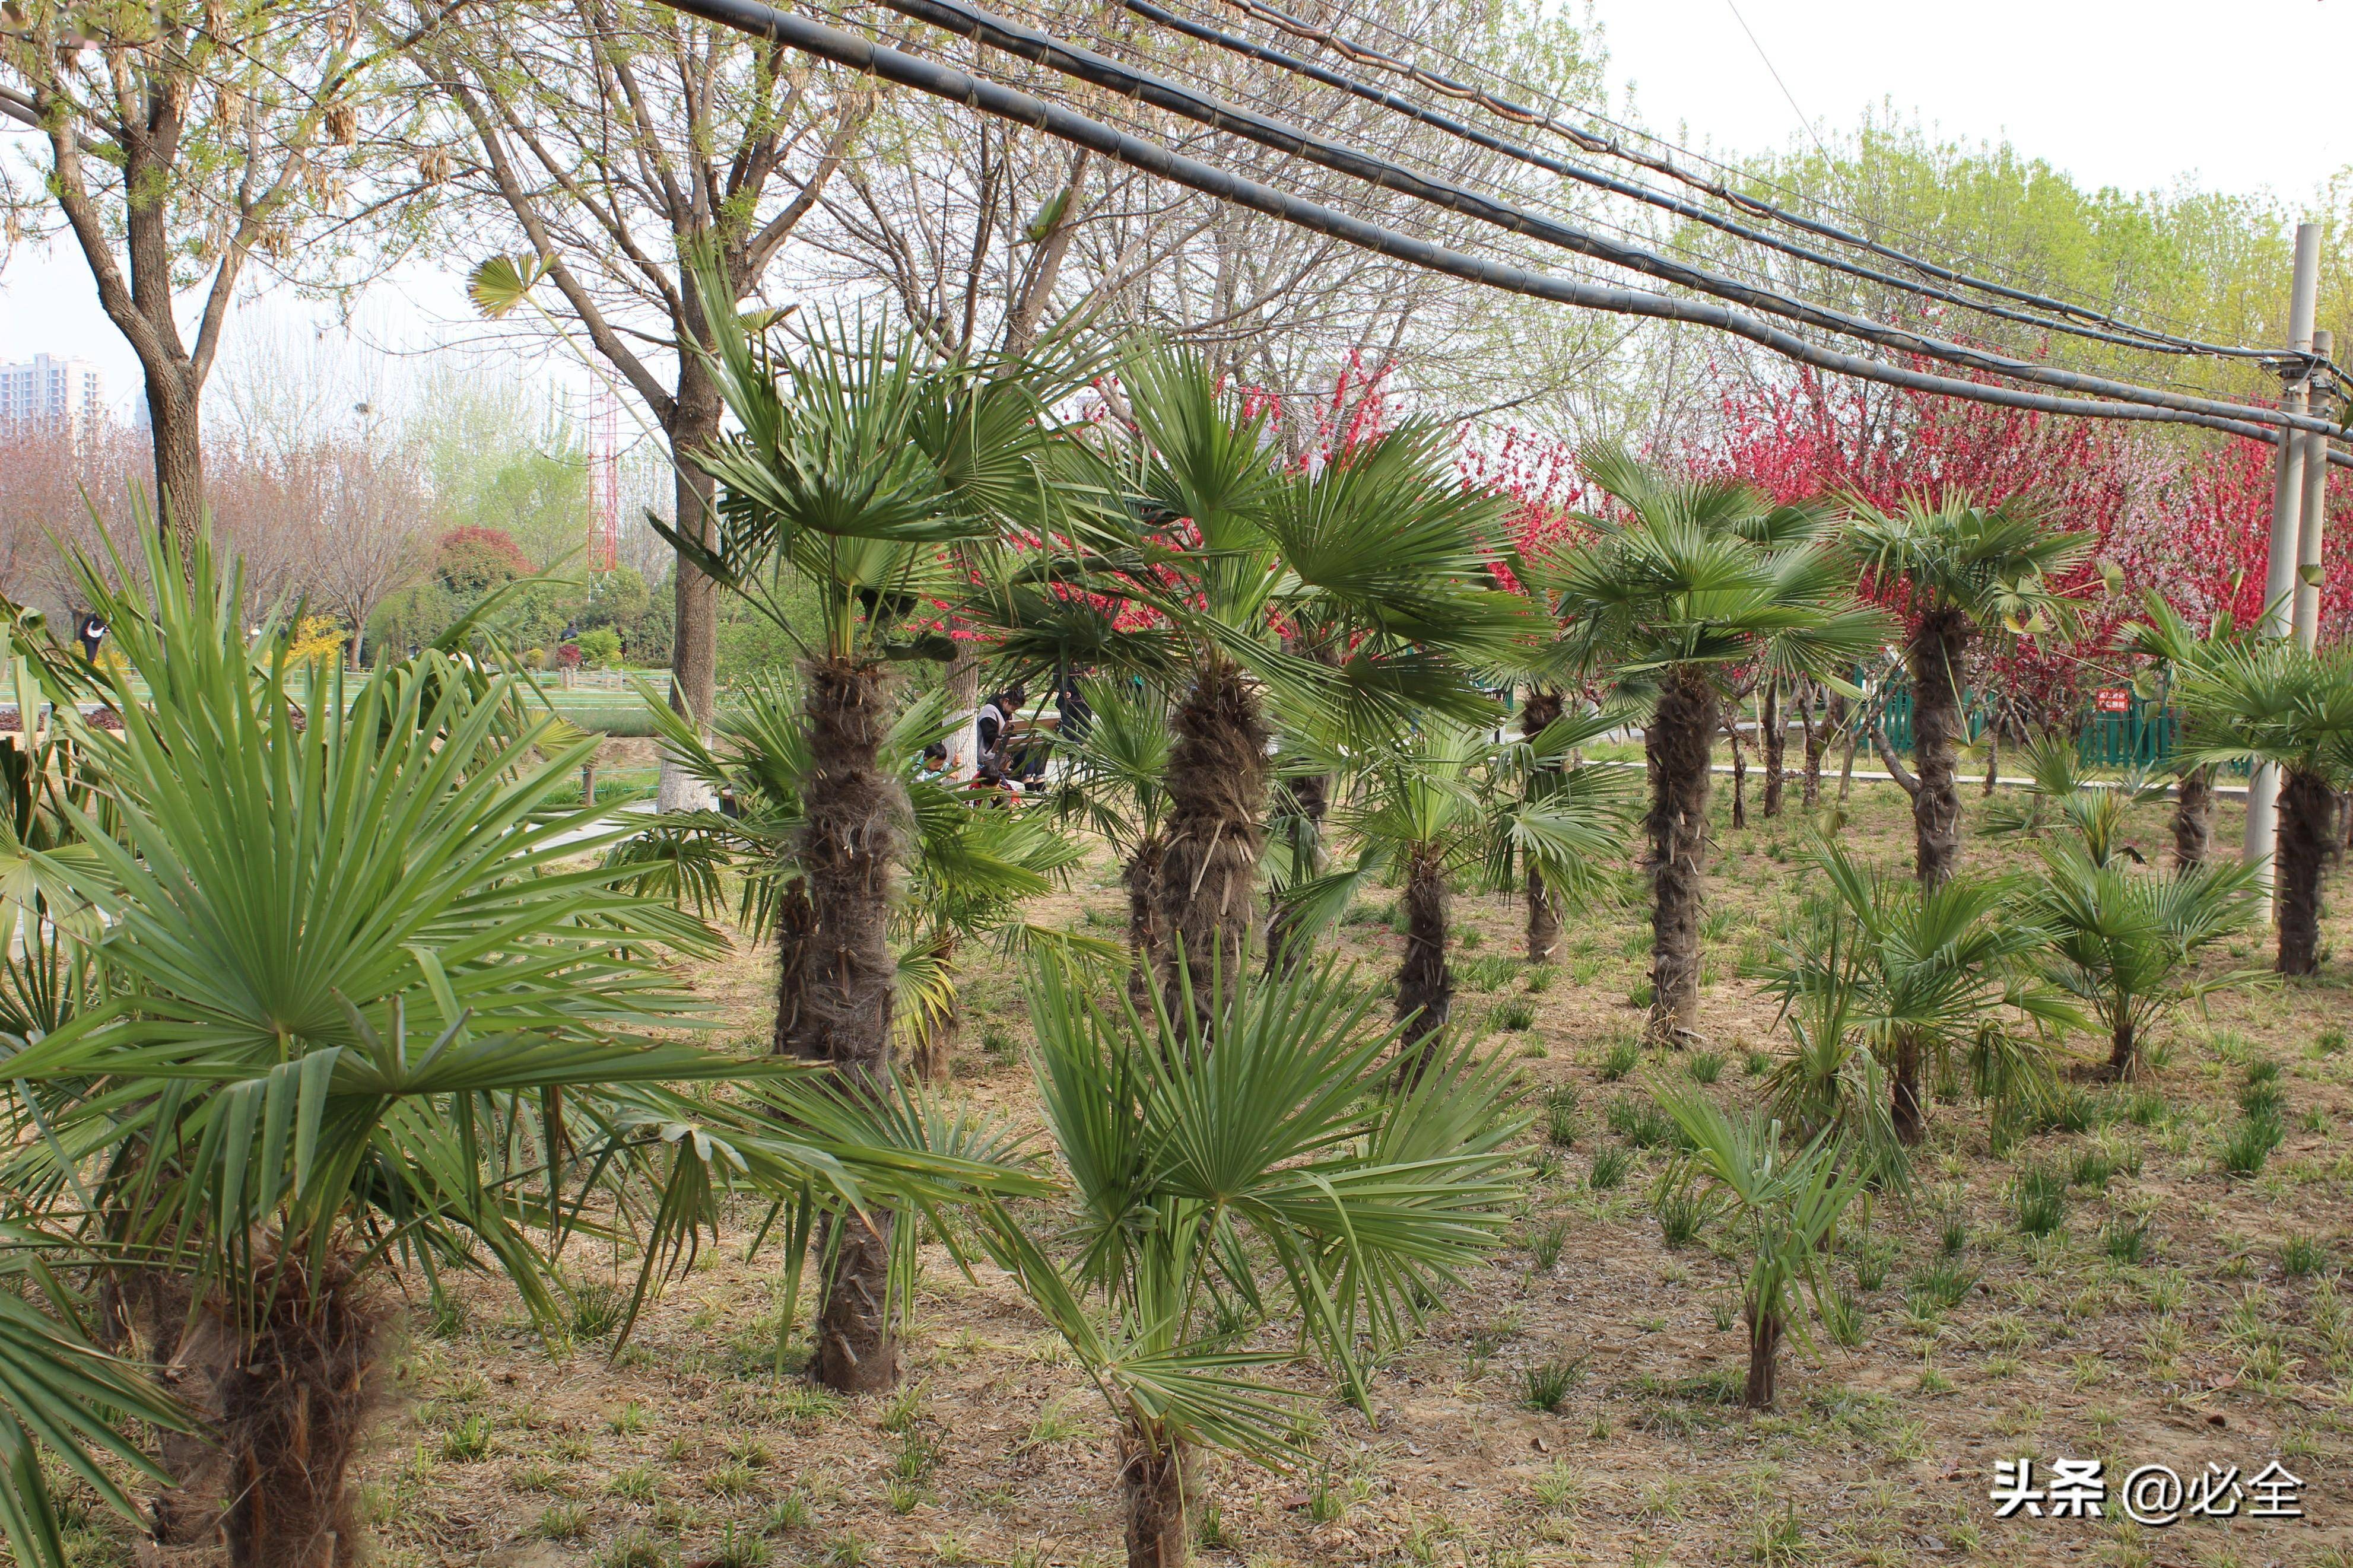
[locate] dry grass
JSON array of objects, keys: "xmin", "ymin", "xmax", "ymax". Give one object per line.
[{"xmin": 98, "ymin": 779, "xmax": 2353, "ymax": 1568}]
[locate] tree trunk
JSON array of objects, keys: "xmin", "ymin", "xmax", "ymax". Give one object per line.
[
  {"xmin": 1158, "ymin": 658, "xmax": 1268, "ymax": 1035},
  {"xmin": 1395, "ymin": 850, "xmax": 1452, "ymax": 1075},
  {"xmin": 1124, "ymin": 834, "xmax": 1168, "ymax": 1012},
  {"xmin": 1263, "ymin": 771, "xmax": 1329, "ymax": 977},
  {"xmin": 1742, "ymin": 1302, "xmax": 1783, "ymax": 1410},
  {"xmin": 148, "ymin": 368, "xmax": 205, "ymax": 552},
  {"xmin": 1799, "ymin": 680, "xmax": 1825, "ymax": 809},
  {"xmin": 1891, "ymin": 1033, "xmax": 1926, "ymax": 1145},
  {"xmin": 1522, "ymin": 688, "xmax": 1565, "ymax": 962},
  {"xmin": 2107, "ymin": 1017, "xmax": 2137, "ymax": 1077},
  {"xmin": 1904, "ymin": 609, "xmax": 1971, "ymax": 886},
  {"xmin": 131, "ymin": 1257, "xmax": 385, "ymax": 1568},
  {"xmin": 1121, "ymin": 1424, "xmax": 1190, "ymax": 1568},
  {"xmin": 1982, "ymin": 725, "xmax": 2000, "ymax": 796},
  {"xmin": 2277, "ymin": 766, "xmax": 2330, "ymax": 977},
  {"xmin": 1646, "ymin": 667, "xmax": 1718, "ymax": 1039},
  {"xmin": 1833, "ymin": 692, "xmax": 1855, "ymax": 803},
  {"xmin": 2172, "ymin": 768, "xmax": 2215, "ymax": 870},
  {"xmin": 909, "ymin": 933, "xmax": 959, "ymax": 1084},
  {"xmin": 777, "ymin": 656, "xmax": 905, "ymax": 1392},
  {"xmin": 658, "ymin": 358, "xmax": 723, "ymax": 813},
  {"xmin": 1760, "ymin": 677, "xmax": 1785, "ymax": 819},
  {"xmin": 216, "ymin": 1260, "xmax": 383, "ymax": 1568},
  {"xmin": 944, "ymin": 647, "xmax": 982, "ymax": 777},
  {"xmin": 1723, "ymin": 702, "xmax": 1748, "ymax": 831}
]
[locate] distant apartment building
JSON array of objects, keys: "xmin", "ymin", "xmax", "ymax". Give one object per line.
[{"xmin": 0, "ymin": 354, "xmax": 106, "ymax": 435}]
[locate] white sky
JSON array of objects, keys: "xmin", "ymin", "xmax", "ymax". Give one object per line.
[{"xmin": 4, "ymin": 0, "xmax": 2349, "ymax": 408}]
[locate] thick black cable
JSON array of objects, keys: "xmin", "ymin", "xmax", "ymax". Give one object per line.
[
  {"xmin": 1217, "ymin": 0, "xmax": 2331, "ymax": 374},
  {"xmin": 850, "ymin": 0, "xmax": 2344, "ymax": 438},
  {"xmin": 1124, "ymin": 0, "xmax": 2281, "ymax": 370},
  {"xmin": 647, "ymin": 0, "xmax": 2352, "ymax": 466}
]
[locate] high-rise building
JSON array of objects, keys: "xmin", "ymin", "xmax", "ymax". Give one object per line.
[{"xmin": 0, "ymin": 354, "xmax": 106, "ymax": 434}]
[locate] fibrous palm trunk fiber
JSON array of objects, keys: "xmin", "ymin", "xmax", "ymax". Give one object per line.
[
  {"xmin": 777, "ymin": 656, "xmax": 906, "ymax": 1393},
  {"xmin": 1646, "ymin": 667, "xmax": 1718, "ymax": 1039}
]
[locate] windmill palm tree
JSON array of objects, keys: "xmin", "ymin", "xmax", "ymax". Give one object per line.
[
  {"xmin": 2119, "ymin": 591, "xmax": 2254, "ymax": 869},
  {"xmin": 629, "ymin": 678, "xmax": 1094, "ymax": 1080},
  {"xmin": 1844, "ymin": 494, "xmax": 2089, "ymax": 885},
  {"xmin": 988, "ymin": 346, "xmax": 1533, "ymax": 1029},
  {"xmin": 0, "ymin": 532, "xmax": 1037, "ymax": 1564},
  {"xmin": 1278, "ymin": 713, "xmax": 1627, "ymax": 1071},
  {"xmin": 1650, "ymin": 1087, "xmax": 1866, "ymax": 1409},
  {"xmin": 671, "ymin": 257, "xmax": 1093, "ymax": 1390},
  {"xmin": 1533, "ymin": 446, "xmax": 1887, "ymax": 1039},
  {"xmin": 976, "ymin": 958, "xmax": 1519, "ymax": 1567},
  {"xmin": 1514, "ymin": 686, "xmax": 1570, "ymax": 961},
  {"xmin": 2168, "ymin": 640, "xmax": 2353, "ymax": 975},
  {"xmin": 1761, "ymin": 843, "xmax": 2075, "ymax": 1150},
  {"xmin": 1041, "ymin": 675, "xmax": 1175, "ymax": 997}
]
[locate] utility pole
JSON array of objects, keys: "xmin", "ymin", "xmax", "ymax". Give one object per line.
[
  {"xmin": 2292, "ymin": 326, "xmax": 2335, "ymax": 650},
  {"xmin": 2243, "ymin": 222, "xmax": 2323, "ymax": 884}
]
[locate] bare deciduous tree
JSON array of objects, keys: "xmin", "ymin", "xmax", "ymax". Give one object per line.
[
  {"xmin": 415, "ymin": 0, "xmax": 867, "ymax": 806},
  {"xmin": 0, "ymin": 0, "xmax": 456, "ymax": 537}
]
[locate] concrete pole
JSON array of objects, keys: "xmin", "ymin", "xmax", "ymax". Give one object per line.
[
  {"xmin": 2244, "ymin": 222, "xmax": 2323, "ymax": 883},
  {"xmin": 2292, "ymin": 327, "xmax": 2335, "ymax": 651}
]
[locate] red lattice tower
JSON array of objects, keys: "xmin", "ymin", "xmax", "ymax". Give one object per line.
[{"xmin": 590, "ymin": 387, "xmax": 620, "ymax": 573}]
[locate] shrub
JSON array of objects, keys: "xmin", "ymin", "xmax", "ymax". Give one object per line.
[{"xmin": 576, "ymin": 628, "xmax": 624, "ymax": 669}]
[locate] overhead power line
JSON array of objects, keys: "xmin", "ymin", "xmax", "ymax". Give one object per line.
[
  {"xmin": 1210, "ymin": 0, "xmax": 2332, "ymax": 374},
  {"xmin": 828, "ymin": 0, "xmax": 2346, "ymax": 439},
  {"xmin": 647, "ymin": 0, "xmax": 2349, "ymax": 465},
  {"xmin": 1119, "ymin": 0, "xmax": 2305, "ymax": 370}
]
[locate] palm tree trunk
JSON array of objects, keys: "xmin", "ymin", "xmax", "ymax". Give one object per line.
[
  {"xmin": 1396, "ymin": 848, "xmax": 1453, "ymax": 1074},
  {"xmin": 1125, "ymin": 833, "xmax": 1168, "ymax": 1010},
  {"xmin": 117, "ymin": 1255, "xmax": 382, "ymax": 1567},
  {"xmin": 1723, "ymin": 702, "xmax": 1748, "ymax": 831},
  {"xmin": 2172, "ymin": 767, "xmax": 2215, "ymax": 870},
  {"xmin": 1833, "ymin": 692, "xmax": 1855, "ymax": 803},
  {"xmin": 215, "ymin": 1258, "xmax": 384, "ymax": 1568},
  {"xmin": 1905, "ymin": 609, "xmax": 1971, "ymax": 886},
  {"xmin": 1891, "ymin": 1033, "xmax": 1926, "ymax": 1144},
  {"xmin": 1122, "ymin": 1425, "xmax": 1190, "ymax": 1568},
  {"xmin": 1799, "ymin": 680, "xmax": 1825, "ymax": 809},
  {"xmin": 910, "ymin": 932, "xmax": 959, "ymax": 1084},
  {"xmin": 2107, "ymin": 1017, "xmax": 2138, "ymax": 1077},
  {"xmin": 1646, "ymin": 667, "xmax": 1718, "ymax": 1039},
  {"xmin": 1742, "ymin": 1301, "xmax": 1783, "ymax": 1409},
  {"xmin": 1262, "ymin": 772, "xmax": 1328, "ymax": 977},
  {"xmin": 1760, "ymin": 677, "xmax": 1785, "ymax": 818},
  {"xmin": 1159, "ymin": 657, "xmax": 1269, "ymax": 1032},
  {"xmin": 2278, "ymin": 766, "xmax": 2330, "ymax": 976},
  {"xmin": 1521, "ymin": 688, "xmax": 1566, "ymax": 962},
  {"xmin": 779, "ymin": 656, "xmax": 906, "ymax": 1394}
]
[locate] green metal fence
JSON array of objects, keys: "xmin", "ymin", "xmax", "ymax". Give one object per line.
[{"xmin": 1873, "ymin": 686, "xmax": 2179, "ymax": 771}]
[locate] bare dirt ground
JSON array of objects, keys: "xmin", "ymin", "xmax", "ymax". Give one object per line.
[{"xmin": 217, "ymin": 776, "xmax": 2353, "ymax": 1568}]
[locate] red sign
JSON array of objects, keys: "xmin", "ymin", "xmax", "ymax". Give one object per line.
[{"xmin": 2094, "ymin": 689, "xmax": 2130, "ymax": 713}]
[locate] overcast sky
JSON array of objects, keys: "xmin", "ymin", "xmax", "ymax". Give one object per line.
[{"xmin": 4, "ymin": 0, "xmax": 2348, "ymax": 411}]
